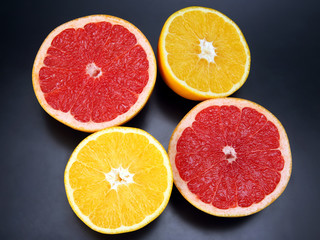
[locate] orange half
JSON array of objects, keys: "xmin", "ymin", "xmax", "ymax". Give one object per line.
[
  {"xmin": 64, "ymin": 127, "xmax": 173, "ymax": 233},
  {"xmin": 158, "ymin": 7, "xmax": 251, "ymax": 100}
]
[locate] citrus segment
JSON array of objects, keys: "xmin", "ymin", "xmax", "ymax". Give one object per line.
[
  {"xmin": 158, "ymin": 7, "xmax": 250, "ymax": 100},
  {"xmin": 169, "ymin": 98, "xmax": 291, "ymax": 216},
  {"xmin": 64, "ymin": 127, "xmax": 173, "ymax": 233},
  {"xmin": 33, "ymin": 15, "xmax": 156, "ymax": 132}
]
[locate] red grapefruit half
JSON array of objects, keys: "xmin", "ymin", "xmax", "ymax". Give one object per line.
[
  {"xmin": 169, "ymin": 98, "xmax": 292, "ymax": 217},
  {"xmin": 32, "ymin": 15, "xmax": 156, "ymax": 132}
]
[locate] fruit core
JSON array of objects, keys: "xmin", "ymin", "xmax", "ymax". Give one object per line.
[
  {"xmin": 86, "ymin": 63, "xmax": 102, "ymax": 78},
  {"xmin": 105, "ymin": 166, "xmax": 134, "ymax": 190},
  {"xmin": 223, "ymin": 146, "xmax": 237, "ymax": 163},
  {"xmin": 198, "ymin": 39, "xmax": 217, "ymax": 63}
]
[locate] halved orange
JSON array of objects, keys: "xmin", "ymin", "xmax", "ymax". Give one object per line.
[
  {"xmin": 64, "ymin": 127, "xmax": 173, "ymax": 233},
  {"xmin": 169, "ymin": 98, "xmax": 292, "ymax": 216},
  {"xmin": 33, "ymin": 15, "xmax": 156, "ymax": 132},
  {"xmin": 158, "ymin": 7, "xmax": 251, "ymax": 100}
]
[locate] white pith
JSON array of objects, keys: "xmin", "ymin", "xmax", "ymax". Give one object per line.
[
  {"xmin": 86, "ymin": 62, "xmax": 102, "ymax": 78},
  {"xmin": 223, "ymin": 146, "xmax": 237, "ymax": 163},
  {"xmin": 105, "ymin": 166, "xmax": 135, "ymax": 190},
  {"xmin": 198, "ymin": 39, "xmax": 217, "ymax": 63}
]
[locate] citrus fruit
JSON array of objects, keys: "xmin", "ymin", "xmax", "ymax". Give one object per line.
[
  {"xmin": 64, "ymin": 127, "xmax": 173, "ymax": 234},
  {"xmin": 33, "ymin": 15, "xmax": 156, "ymax": 132},
  {"xmin": 158, "ymin": 7, "xmax": 250, "ymax": 100},
  {"xmin": 169, "ymin": 98, "xmax": 291, "ymax": 217}
]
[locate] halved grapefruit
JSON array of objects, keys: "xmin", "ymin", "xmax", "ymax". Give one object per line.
[
  {"xmin": 32, "ymin": 15, "xmax": 156, "ymax": 132},
  {"xmin": 169, "ymin": 98, "xmax": 292, "ymax": 216}
]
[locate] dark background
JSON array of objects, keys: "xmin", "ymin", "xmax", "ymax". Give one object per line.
[{"xmin": 1, "ymin": 0, "xmax": 320, "ymax": 239}]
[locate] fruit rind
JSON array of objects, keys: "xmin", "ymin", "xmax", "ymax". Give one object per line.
[
  {"xmin": 158, "ymin": 6, "xmax": 251, "ymax": 101},
  {"xmin": 169, "ymin": 98, "xmax": 292, "ymax": 217},
  {"xmin": 64, "ymin": 127, "xmax": 173, "ymax": 233},
  {"xmin": 33, "ymin": 15, "xmax": 157, "ymax": 132}
]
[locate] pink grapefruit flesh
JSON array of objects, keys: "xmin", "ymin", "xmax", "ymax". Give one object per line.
[
  {"xmin": 169, "ymin": 98, "xmax": 292, "ymax": 217},
  {"xmin": 33, "ymin": 15, "xmax": 156, "ymax": 132}
]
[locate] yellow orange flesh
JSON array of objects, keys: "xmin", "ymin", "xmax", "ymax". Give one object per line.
[
  {"xmin": 64, "ymin": 127, "xmax": 173, "ymax": 233},
  {"xmin": 158, "ymin": 7, "xmax": 250, "ymax": 100}
]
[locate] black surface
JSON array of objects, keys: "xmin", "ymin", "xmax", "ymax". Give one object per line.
[{"xmin": 1, "ymin": 0, "xmax": 320, "ymax": 239}]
